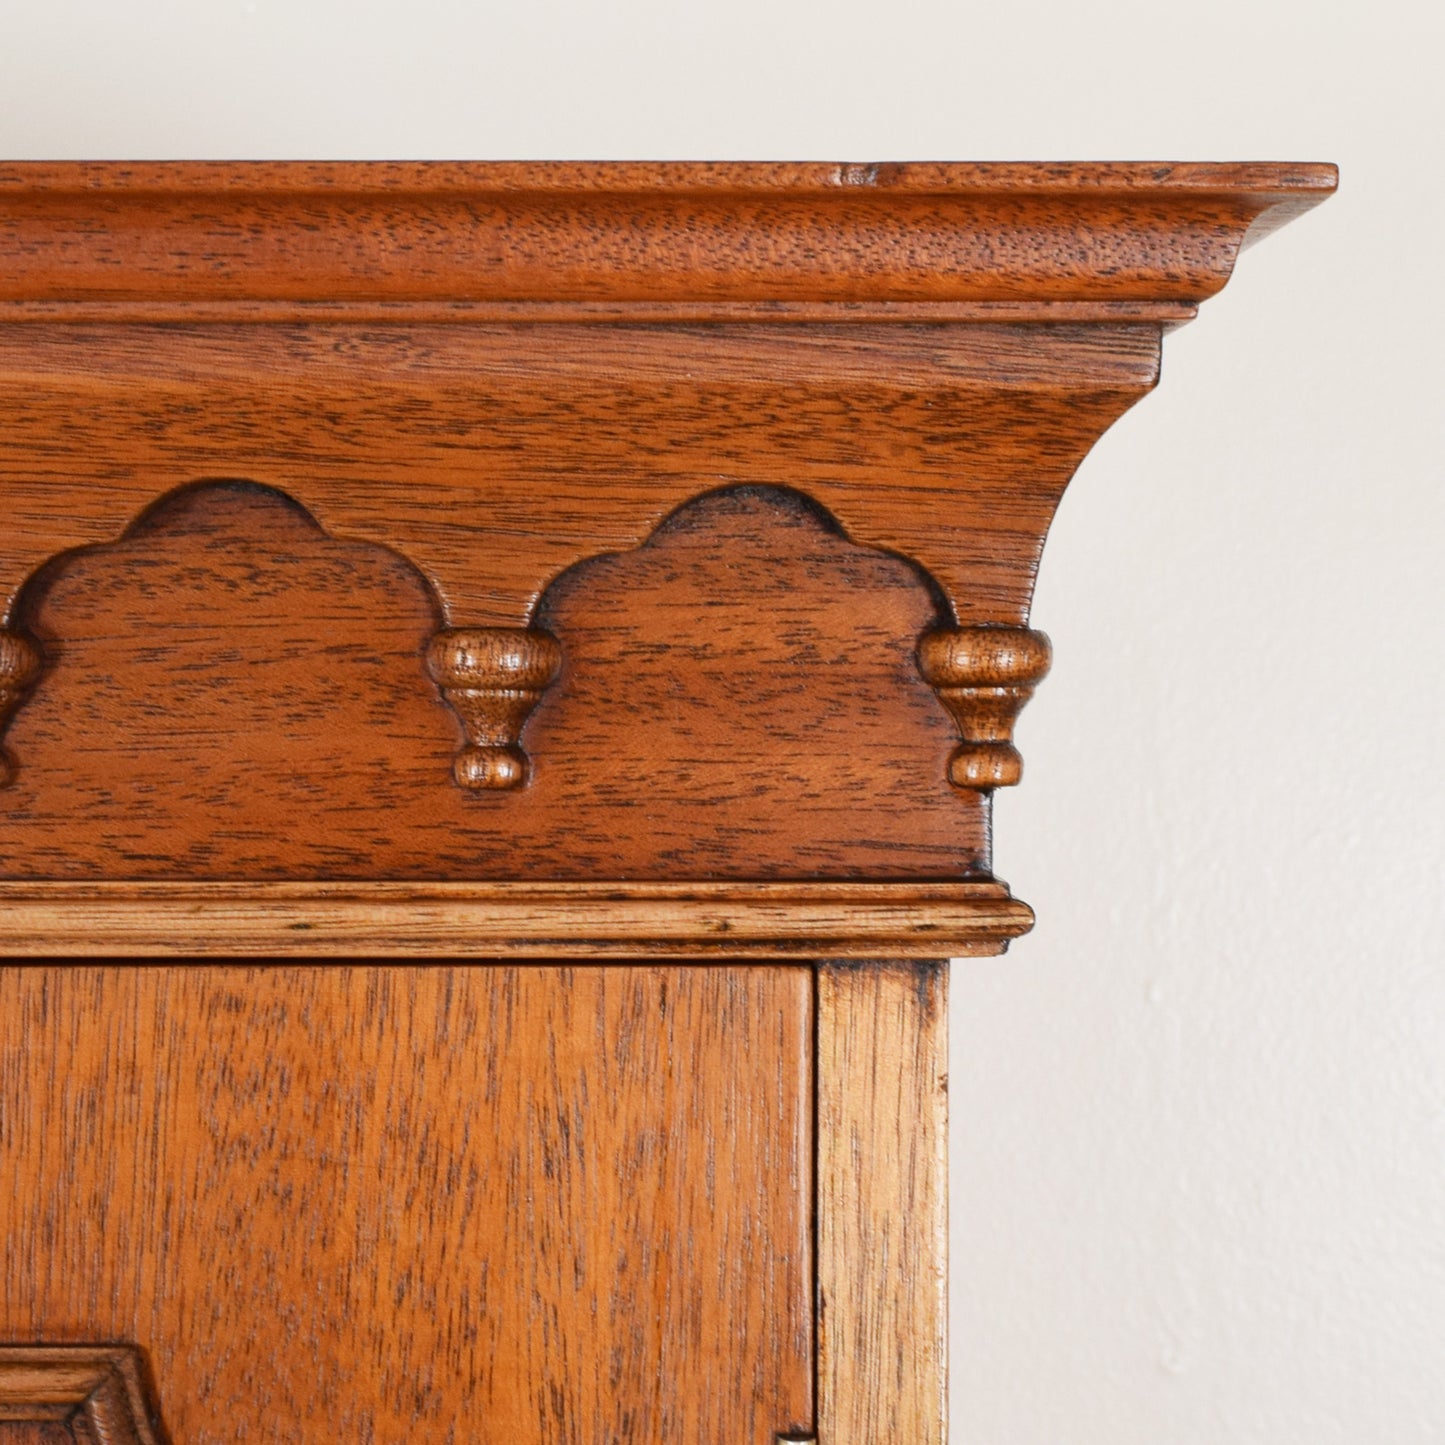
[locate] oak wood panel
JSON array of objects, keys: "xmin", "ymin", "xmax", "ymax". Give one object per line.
[
  {"xmin": 818, "ymin": 962, "xmax": 947, "ymax": 1445},
  {"xmin": 0, "ymin": 482, "xmax": 987, "ymax": 880},
  {"xmin": 0, "ymin": 964, "xmax": 813, "ymax": 1445}
]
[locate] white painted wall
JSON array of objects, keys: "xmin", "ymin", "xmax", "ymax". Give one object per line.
[{"xmin": 3, "ymin": 2, "xmax": 1440, "ymax": 1439}]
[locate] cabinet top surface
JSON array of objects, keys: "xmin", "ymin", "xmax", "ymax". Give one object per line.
[{"xmin": 0, "ymin": 159, "xmax": 1337, "ymax": 194}]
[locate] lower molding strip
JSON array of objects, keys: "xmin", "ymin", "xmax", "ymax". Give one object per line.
[{"xmin": 0, "ymin": 880, "xmax": 1033, "ymax": 958}]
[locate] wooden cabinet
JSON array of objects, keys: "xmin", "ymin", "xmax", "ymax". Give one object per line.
[{"xmin": 0, "ymin": 162, "xmax": 1333, "ymax": 1444}]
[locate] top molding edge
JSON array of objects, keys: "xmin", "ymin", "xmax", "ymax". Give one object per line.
[
  {"xmin": 0, "ymin": 160, "xmax": 1338, "ymax": 194},
  {"xmin": 0, "ymin": 160, "xmax": 1336, "ymax": 317}
]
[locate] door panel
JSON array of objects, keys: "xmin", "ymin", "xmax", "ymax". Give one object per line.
[{"xmin": 0, "ymin": 965, "xmax": 814, "ymax": 1445}]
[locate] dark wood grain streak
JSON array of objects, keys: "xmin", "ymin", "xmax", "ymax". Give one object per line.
[
  {"xmin": 0, "ymin": 299, "xmax": 1200, "ymax": 326},
  {"xmin": 0, "ymin": 965, "xmax": 813, "ymax": 1445}
]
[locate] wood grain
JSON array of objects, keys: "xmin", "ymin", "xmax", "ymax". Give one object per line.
[
  {"xmin": 0, "ymin": 965, "xmax": 814, "ymax": 1445},
  {"xmin": 0, "ymin": 320, "xmax": 1161, "ymax": 628},
  {"xmin": 0, "ymin": 881, "xmax": 1033, "ymax": 958},
  {"xmin": 818, "ymin": 962, "xmax": 947, "ymax": 1445},
  {"xmin": 0, "ymin": 164, "xmax": 1339, "ymax": 1445},
  {"xmin": 0, "ymin": 483, "xmax": 990, "ymax": 880},
  {"xmin": 0, "ymin": 1346, "xmax": 162, "ymax": 1445},
  {"xmin": 917, "ymin": 626, "xmax": 1053, "ymax": 789},
  {"xmin": 0, "ymin": 162, "xmax": 1336, "ymax": 314}
]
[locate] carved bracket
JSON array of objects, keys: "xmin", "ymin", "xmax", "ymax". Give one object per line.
[
  {"xmin": 426, "ymin": 626, "xmax": 562, "ymax": 790},
  {"xmin": 0, "ymin": 1345, "xmax": 164, "ymax": 1444},
  {"xmin": 917, "ymin": 625, "xmax": 1052, "ymax": 790}
]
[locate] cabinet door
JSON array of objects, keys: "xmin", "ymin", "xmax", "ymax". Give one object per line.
[{"xmin": 0, "ymin": 964, "xmax": 814, "ymax": 1445}]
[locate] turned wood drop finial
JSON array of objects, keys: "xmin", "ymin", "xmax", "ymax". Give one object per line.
[
  {"xmin": 917, "ymin": 625, "xmax": 1052, "ymax": 790},
  {"xmin": 0, "ymin": 629, "xmax": 41, "ymax": 789},
  {"xmin": 427, "ymin": 627, "xmax": 562, "ymax": 790}
]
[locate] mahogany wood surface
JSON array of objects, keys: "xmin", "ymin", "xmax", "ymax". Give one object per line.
[
  {"xmin": 0, "ymin": 162, "xmax": 1335, "ymax": 313},
  {"xmin": 0, "ymin": 164, "xmax": 1335, "ymax": 925},
  {"xmin": 0, "ymin": 319, "xmax": 1160, "ymax": 851},
  {"xmin": 0, "ymin": 481, "xmax": 986, "ymax": 881},
  {"xmin": 0, "ymin": 964, "xmax": 813, "ymax": 1445},
  {"xmin": 0, "ymin": 163, "xmax": 1335, "ymax": 1444},
  {"xmin": 0, "ymin": 319, "xmax": 1159, "ymax": 627}
]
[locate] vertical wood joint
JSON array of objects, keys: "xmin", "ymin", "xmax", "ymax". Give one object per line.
[
  {"xmin": 817, "ymin": 960, "xmax": 948, "ymax": 1445},
  {"xmin": 917, "ymin": 625, "xmax": 1051, "ymax": 790},
  {"xmin": 426, "ymin": 626, "xmax": 562, "ymax": 790}
]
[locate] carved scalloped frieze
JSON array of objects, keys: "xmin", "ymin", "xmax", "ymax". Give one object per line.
[
  {"xmin": 1, "ymin": 477, "xmax": 1002, "ymax": 803},
  {"xmin": 0, "ymin": 479, "xmax": 994, "ymax": 881}
]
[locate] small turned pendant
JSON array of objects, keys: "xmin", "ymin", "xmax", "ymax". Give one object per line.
[
  {"xmin": 917, "ymin": 625, "xmax": 1052, "ymax": 790},
  {"xmin": 0, "ymin": 629, "xmax": 42, "ymax": 789},
  {"xmin": 426, "ymin": 627, "xmax": 562, "ymax": 791}
]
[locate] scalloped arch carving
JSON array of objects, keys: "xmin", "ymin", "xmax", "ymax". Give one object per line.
[
  {"xmin": 533, "ymin": 480, "xmax": 951, "ymax": 612},
  {"xmin": 0, "ymin": 477, "xmax": 991, "ymax": 878}
]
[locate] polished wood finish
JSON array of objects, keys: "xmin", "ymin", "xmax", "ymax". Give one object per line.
[
  {"xmin": 0, "ymin": 318, "xmax": 1159, "ymax": 630},
  {"xmin": 0, "ymin": 162, "xmax": 1335, "ymax": 316},
  {"xmin": 0, "ymin": 1346, "xmax": 162, "ymax": 1444},
  {"xmin": 0, "ymin": 965, "xmax": 813, "ymax": 1445},
  {"xmin": 0, "ymin": 880, "xmax": 1032, "ymax": 958},
  {"xmin": 818, "ymin": 962, "xmax": 948, "ymax": 1445},
  {"xmin": 917, "ymin": 626, "xmax": 1053, "ymax": 789},
  {"xmin": 0, "ymin": 163, "xmax": 1334, "ymax": 1444},
  {"xmin": 426, "ymin": 626, "xmax": 562, "ymax": 789},
  {"xmin": 0, "ymin": 631, "xmax": 40, "ymax": 789},
  {"xmin": 0, "ymin": 482, "xmax": 984, "ymax": 881}
]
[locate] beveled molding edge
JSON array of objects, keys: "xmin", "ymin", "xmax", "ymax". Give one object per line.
[
  {"xmin": 0, "ymin": 161, "xmax": 1336, "ymax": 318},
  {"xmin": 0, "ymin": 880, "xmax": 1034, "ymax": 958},
  {"xmin": 0, "ymin": 1344, "xmax": 164, "ymax": 1444}
]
